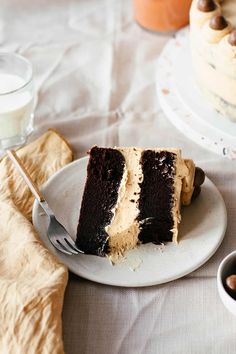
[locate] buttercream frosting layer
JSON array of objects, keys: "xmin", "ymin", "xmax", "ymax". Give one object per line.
[{"xmin": 106, "ymin": 147, "xmax": 143, "ymax": 258}]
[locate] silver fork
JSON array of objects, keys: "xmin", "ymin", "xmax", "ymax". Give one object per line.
[{"xmin": 7, "ymin": 149, "xmax": 84, "ymax": 256}]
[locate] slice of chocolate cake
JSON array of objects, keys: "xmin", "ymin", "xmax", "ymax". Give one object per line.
[{"xmin": 76, "ymin": 146, "xmax": 204, "ymax": 259}]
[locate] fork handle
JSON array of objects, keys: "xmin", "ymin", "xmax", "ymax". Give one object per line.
[{"xmin": 6, "ymin": 149, "xmax": 45, "ymax": 203}]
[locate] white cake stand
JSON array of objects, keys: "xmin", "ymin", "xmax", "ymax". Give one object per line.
[{"xmin": 156, "ymin": 28, "xmax": 236, "ymax": 159}]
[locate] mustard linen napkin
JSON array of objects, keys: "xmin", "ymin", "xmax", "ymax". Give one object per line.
[{"xmin": 0, "ymin": 130, "xmax": 73, "ymax": 354}]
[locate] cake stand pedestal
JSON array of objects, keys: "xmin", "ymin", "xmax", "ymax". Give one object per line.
[{"xmin": 156, "ymin": 28, "xmax": 236, "ymax": 159}]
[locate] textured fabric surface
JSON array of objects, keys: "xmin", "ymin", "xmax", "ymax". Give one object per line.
[
  {"xmin": 1, "ymin": 0, "xmax": 236, "ymax": 353},
  {"xmin": 0, "ymin": 130, "xmax": 72, "ymax": 353}
]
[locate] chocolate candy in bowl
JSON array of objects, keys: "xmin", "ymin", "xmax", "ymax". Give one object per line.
[{"xmin": 217, "ymin": 251, "xmax": 236, "ymax": 316}]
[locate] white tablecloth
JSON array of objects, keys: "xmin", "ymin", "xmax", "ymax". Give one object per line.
[{"xmin": 2, "ymin": 1, "xmax": 236, "ymax": 353}]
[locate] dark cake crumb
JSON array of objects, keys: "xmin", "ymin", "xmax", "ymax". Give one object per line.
[
  {"xmin": 138, "ymin": 150, "xmax": 176, "ymax": 244},
  {"xmin": 76, "ymin": 147, "xmax": 125, "ymax": 256}
]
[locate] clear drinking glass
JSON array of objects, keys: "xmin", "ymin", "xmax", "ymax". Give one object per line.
[{"xmin": 0, "ymin": 52, "xmax": 34, "ymax": 150}]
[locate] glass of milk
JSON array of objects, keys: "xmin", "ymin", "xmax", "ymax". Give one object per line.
[{"xmin": 0, "ymin": 52, "xmax": 34, "ymax": 150}]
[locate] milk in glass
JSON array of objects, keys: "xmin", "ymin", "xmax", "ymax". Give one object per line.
[{"xmin": 0, "ymin": 73, "xmax": 34, "ymax": 141}]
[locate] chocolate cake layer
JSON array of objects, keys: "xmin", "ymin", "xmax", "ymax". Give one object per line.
[
  {"xmin": 138, "ymin": 150, "xmax": 176, "ymax": 244},
  {"xmin": 76, "ymin": 147, "xmax": 125, "ymax": 256}
]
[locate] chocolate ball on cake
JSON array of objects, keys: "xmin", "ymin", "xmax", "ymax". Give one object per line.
[
  {"xmin": 197, "ymin": 0, "xmax": 216, "ymax": 12},
  {"xmin": 191, "ymin": 167, "xmax": 205, "ymax": 202},
  {"xmin": 194, "ymin": 167, "xmax": 205, "ymax": 187},
  {"xmin": 210, "ymin": 15, "xmax": 228, "ymax": 30}
]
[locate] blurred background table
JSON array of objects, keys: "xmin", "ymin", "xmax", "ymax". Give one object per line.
[{"xmin": 2, "ymin": 1, "xmax": 236, "ymax": 353}]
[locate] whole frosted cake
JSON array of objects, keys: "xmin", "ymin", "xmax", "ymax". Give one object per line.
[
  {"xmin": 190, "ymin": 0, "xmax": 236, "ymax": 120},
  {"xmin": 76, "ymin": 147, "xmax": 205, "ymax": 260}
]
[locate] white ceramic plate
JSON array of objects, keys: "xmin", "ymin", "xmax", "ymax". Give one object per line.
[
  {"xmin": 32, "ymin": 157, "xmax": 227, "ymax": 287},
  {"xmin": 156, "ymin": 28, "xmax": 236, "ymax": 159}
]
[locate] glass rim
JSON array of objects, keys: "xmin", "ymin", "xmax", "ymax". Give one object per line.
[{"xmin": 0, "ymin": 52, "xmax": 33, "ymax": 96}]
